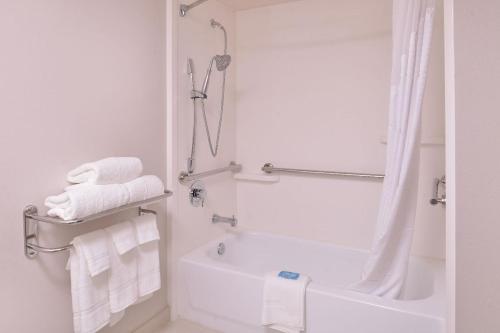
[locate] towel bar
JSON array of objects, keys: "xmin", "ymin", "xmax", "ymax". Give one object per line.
[{"xmin": 23, "ymin": 190, "xmax": 172, "ymax": 258}]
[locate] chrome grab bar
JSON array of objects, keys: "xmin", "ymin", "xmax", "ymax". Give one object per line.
[
  {"xmin": 179, "ymin": 161, "xmax": 242, "ymax": 184},
  {"xmin": 261, "ymin": 163, "xmax": 385, "ymax": 180}
]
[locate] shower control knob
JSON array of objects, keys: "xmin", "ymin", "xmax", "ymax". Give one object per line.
[{"xmin": 189, "ymin": 181, "xmax": 206, "ymax": 207}]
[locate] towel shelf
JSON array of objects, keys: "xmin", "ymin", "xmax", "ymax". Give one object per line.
[{"xmin": 23, "ymin": 190, "xmax": 172, "ymax": 258}]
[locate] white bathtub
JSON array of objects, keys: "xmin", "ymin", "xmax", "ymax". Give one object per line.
[{"xmin": 179, "ymin": 232, "xmax": 445, "ymax": 333}]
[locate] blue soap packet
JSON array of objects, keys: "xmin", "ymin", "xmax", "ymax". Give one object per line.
[{"xmin": 278, "ymin": 271, "xmax": 300, "ymax": 280}]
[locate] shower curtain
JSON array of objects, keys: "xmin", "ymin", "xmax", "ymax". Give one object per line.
[{"xmin": 352, "ymin": 0, "xmax": 436, "ymax": 298}]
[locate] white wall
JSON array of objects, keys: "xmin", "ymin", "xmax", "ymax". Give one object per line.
[
  {"xmin": 235, "ymin": 0, "xmax": 446, "ymax": 259},
  {"xmin": 454, "ymin": 0, "xmax": 500, "ymax": 331},
  {"xmin": 166, "ymin": 0, "xmax": 238, "ymax": 317},
  {"xmin": 0, "ymin": 1, "xmax": 167, "ymax": 332}
]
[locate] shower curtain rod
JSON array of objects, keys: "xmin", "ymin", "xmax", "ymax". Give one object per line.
[{"xmin": 180, "ymin": 0, "xmax": 209, "ymax": 17}]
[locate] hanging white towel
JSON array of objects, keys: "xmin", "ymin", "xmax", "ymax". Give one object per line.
[
  {"xmin": 44, "ymin": 176, "xmax": 165, "ymax": 221},
  {"xmin": 107, "ymin": 220, "xmax": 138, "ymax": 255},
  {"xmin": 67, "ymin": 157, "xmax": 143, "ymax": 185},
  {"xmin": 105, "ymin": 222, "xmax": 139, "ymax": 314},
  {"xmin": 72, "ymin": 230, "xmax": 110, "ymax": 277},
  {"xmin": 133, "ymin": 212, "xmax": 160, "ymax": 245},
  {"xmin": 261, "ymin": 271, "xmax": 310, "ymax": 333},
  {"xmin": 68, "ymin": 231, "xmax": 111, "ymax": 333},
  {"xmin": 132, "ymin": 214, "xmax": 161, "ymax": 297}
]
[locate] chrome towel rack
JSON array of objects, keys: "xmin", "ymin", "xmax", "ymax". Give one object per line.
[
  {"xmin": 23, "ymin": 190, "xmax": 173, "ymax": 258},
  {"xmin": 179, "ymin": 161, "xmax": 242, "ymax": 184},
  {"xmin": 261, "ymin": 163, "xmax": 385, "ymax": 180}
]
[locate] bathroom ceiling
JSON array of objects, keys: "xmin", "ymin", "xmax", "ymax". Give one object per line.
[{"xmin": 217, "ymin": 0, "xmax": 302, "ymax": 11}]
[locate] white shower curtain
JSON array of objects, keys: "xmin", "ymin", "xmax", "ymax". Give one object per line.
[{"xmin": 351, "ymin": 0, "xmax": 436, "ymax": 298}]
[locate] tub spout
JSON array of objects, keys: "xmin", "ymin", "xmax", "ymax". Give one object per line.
[{"xmin": 212, "ymin": 214, "xmax": 237, "ymax": 227}]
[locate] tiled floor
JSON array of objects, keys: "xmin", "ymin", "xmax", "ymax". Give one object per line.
[{"xmin": 151, "ymin": 319, "xmax": 221, "ymax": 333}]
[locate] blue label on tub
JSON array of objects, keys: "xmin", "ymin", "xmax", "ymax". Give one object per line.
[{"xmin": 278, "ymin": 271, "xmax": 300, "ymax": 280}]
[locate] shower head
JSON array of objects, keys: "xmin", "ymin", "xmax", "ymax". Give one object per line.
[
  {"xmin": 201, "ymin": 55, "xmax": 231, "ymax": 96},
  {"xmin": 214, "ymin": 54, "xmax": 231, "ymax": 71}
]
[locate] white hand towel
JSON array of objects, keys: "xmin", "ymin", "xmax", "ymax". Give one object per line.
[
  {"xmin": 261, "ymin": 271, "xmax": 311, "ymax": 333},
  {"xmin": 67, "ymin": 157, "xmax": 143, "ymax": 185},
  {"xmin": 125, "ymin": 175, "xmax": 165, "ymax": 203},
  {"xmin": 68, "ymin": 233, "xmax": 111, "ymax": 333},
  {"xmin": 107, "ymin": 221, "xmax": 138, "ymax": 255},
  {"xmin": 134, "ymin": 213, "xmax": 160, "ymax": 245},
  {"xmin": 72, "ymin": 230, "xmax": 110, "ymax": 277},
  {"xmin": 132, "ymin": 214, "xmax": 161, "ymax": 297},
  {"xmin": 45, "ymin": 184, "xmax": 130, "ymax": 221},
  {"xmin": 105, "ymin": 222, "xmax": 139, "ymax": 313}
]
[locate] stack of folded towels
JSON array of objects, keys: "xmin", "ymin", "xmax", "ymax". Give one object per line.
[
  {"xmin": 45, "ymin": 157, "xmax": 165, "ymax": 221},
  {"xmin": 44, "ymin": 157, "xmax": 164, "ymax": 333}
]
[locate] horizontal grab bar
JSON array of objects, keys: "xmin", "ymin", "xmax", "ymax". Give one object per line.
[
  {"xmin": 261, "ymin": 163, "xmax": 384, "ymax": 180},
  {"xmin": 179, "ymin": 161, "xmax": 242, "ymax": 184}
]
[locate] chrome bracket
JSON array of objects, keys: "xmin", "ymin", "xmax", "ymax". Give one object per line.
[
  {"xmin": 430, "ymin": 176, "xmax": 446, "ymax": 206},
  {"xmin": 179, "ymin": 4, "xmax": 189, "ymax": 17},
  {"xmin": 23, "ymin": 205, "xmax": 39, "ymax": 259}
]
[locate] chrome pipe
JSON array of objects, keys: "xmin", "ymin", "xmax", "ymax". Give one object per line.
[
  {"xmin": 180, "ymin": 0, "xmax": 209, "ymax": 17},
  {"xmin": 261, "ymin": 163, "xmax": 385, "ymax": 180},
  {"xmin": 179, "ymin": 161, "xmax": 242, "ymax": 184},
  {"xmin": 27, "ymin": 243, "xmax": 73, "ymax": 254}
]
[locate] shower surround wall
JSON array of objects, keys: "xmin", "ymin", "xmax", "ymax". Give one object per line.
[
  {"xmin": 169, "ymin": 0, "xmax": 445, "ymax": 323},
  {"xmin": 235, "ymin": 0, "xmax": 446, "ymax": 259},
  {"xmin": 0, "ymin": 1, "xmax": 167, "ymax": 332}
]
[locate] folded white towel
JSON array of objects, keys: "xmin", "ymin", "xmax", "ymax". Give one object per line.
[
  {"xmin": 45, "ymin": 176, "xmax": 165, "ymax": 221},
  {"xmin": 261, "ymin": 271, "xmax": 311, "ymax": 333},
  {"xmin": 67, "ymin": 157, "xmax": 143, "ymax": 185},
  {"xmin": 132, "ymin": 214, "xmax": 161, "ymax": 297},
  {"xmin": 68, "ymin": 232, "xmax": 111, "ymax": 333},
  {"xmin": 72, "ymin": 230, "xmax": 110, "ymax": 277},
  {"xmin": 125, "ymin": 175, "xmax": 165, "ymax": 203},
  {"xmin": 45, "ymin": 184, "xmax": 130, "ymax": 221},
  {"xmin": 105, "ymin": 222, "xmax": 139, "ymax": 313}
]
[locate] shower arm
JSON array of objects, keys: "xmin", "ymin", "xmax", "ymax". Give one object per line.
[{"xmin": 180, "ymin": 0, "xmax": 209, "ymax": 17}]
